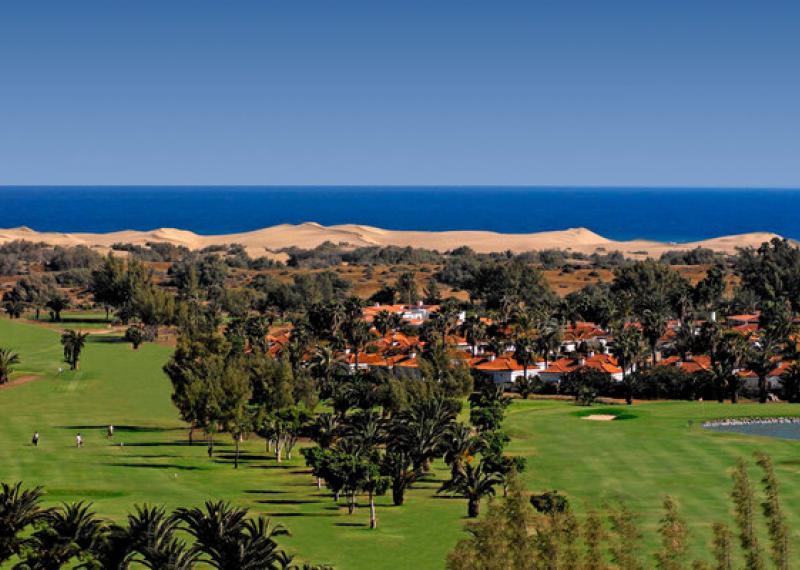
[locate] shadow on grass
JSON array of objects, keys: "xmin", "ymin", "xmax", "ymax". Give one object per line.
[
  {"xmin": 53, "ymin": 316, "xmax": 110, "ymax": 324},
  {"xmin": 243, "ymin": 489, "xmax": 287, "ymax": 495},
  {"xmin": 410, "ymin": 483, "xmax": 440, "ymax": 491},
  {"xmin": 112, "ymin": 441, "xmax": 197, "ymax": 448},
  {"xmin": 257, "ymin": 498, "xmax": 323, "ymax": 505},
  {"xmin": 250, "ymin": 464, "xmax": 293, "ymax": 470},
  {"xmin": 104, "ymin": 462, "xmax": 203, "ymax": 471},
  {"xmin": 334, "ymin": 522, "xmax": 367, "ymax": 527},
  {"xmin": 265, "ymin": 512, "xmax": 339, "ymax": 518},
  {"xmin": 56, "ymin": 425, "xmax": 178, "ymax": 433},
  {"xmin": 215, "ymin": 453, "xmax": 264, "ymax": 462},
  {"xmin": 89, "ymin": 336, "xmax": 126, "ymax": 344},
  {"xmin": 119, "ymin": 453, "xmax": 182, "ymax": 459},
  {"xmin": 46, "ymin": 489, "xmax": 127, "ymax": 499}
]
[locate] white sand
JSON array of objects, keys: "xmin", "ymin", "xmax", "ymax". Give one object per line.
[
  {"xmin": 582, "ymin": 414, "xmax": 617, "ymax": 421},
  {"xmin": 0, "ymin": 223, "xmax": 785, "ymax": 259}
]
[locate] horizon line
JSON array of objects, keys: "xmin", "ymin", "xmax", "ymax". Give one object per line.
[{"xmin": 2, "ymin": 184, "xmax": 800, "ymax": 191}]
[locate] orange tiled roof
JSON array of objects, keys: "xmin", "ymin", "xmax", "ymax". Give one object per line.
[
  {"xmin": 563, "ymin": 322, "xmax": 608, "ymax": 341},
  {"xmin": 474, "ymin": 356, "xmax": 525, "ymax": 372},
  {"xmin": 542, "ymin": 354, "xmax": 621, "ymax": 375},
  {"xmin": 727, "ymin": 313, "xmax": 760, "ymax": 323},
  {"xmin": 680, "ymin": 355, "xmax": 712, "ymax": 374},
  {"xmin": 738, "ymin": 359, "xmax": 794, "ymax": 379}
]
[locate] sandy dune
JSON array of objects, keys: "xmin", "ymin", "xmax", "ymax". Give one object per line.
[{"xmin": 0, "ymin": 223, "xmax": 785, "ymax": 259}]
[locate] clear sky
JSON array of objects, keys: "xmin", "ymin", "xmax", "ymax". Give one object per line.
[{"xmin": 1, "ymin": 1, "xmax": 798, "ymax": 187}]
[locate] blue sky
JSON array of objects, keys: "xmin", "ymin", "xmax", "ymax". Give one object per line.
[{"xmin": 1, "ymin": 1, "xmax": 798, "ymax": 186}]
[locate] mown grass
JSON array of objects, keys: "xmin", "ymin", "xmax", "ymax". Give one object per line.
[{"xmin": 2, "ymin": 315, "xmax": 800, "ymax": 567}]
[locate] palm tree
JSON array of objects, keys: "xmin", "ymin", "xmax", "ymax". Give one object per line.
[
  {"xmin": 513, "ymin": 335, "xmax": 537, "ymax": 386},
  {"xmin": 780, "ymin": 363, "xmax": 800, "ymax": 403},
  {"xmin": 612, "ymin": 325, "xmax": 646, "ymax": 405},
  {"xmin": 747, "ymin": 334, "xmax": 781, "ymax": 404},
  {"xmin": 341, "ymin": 409, "xmax": 385, "ymax": 455},
  {"xmin": 672, "ymin": 319, "xmax": 697, "ymax": 362},
  {"xmin": 750, "ymin": 303, "xmax": 796, "ymax": 403},
  {"xmin": 640, "ymin": 305, "xmax": 668, "ymax": 365},
  {"xmin": 485, "ymin": 336, "xmax": 508, "ymax": 359},
  {"xmin": 389, "ymin": 397, "xmax": 458, "ymax": 472},
  {"xmin": 60, "ymin": 329, "xmax": 89, "ymax": 370},
  {"xmin": 309, "ymin": 413, "xmax": 339, "ymax": 450},
  {"xmin": 175, "ymin": 501, "xmax": 288, "ymax": 570},
  {"xmin": 0, "ymin": 482, "xmax": 50, "ymax": 563},
  {"xmin": 344, "ymin": 319, "xmax": 373, "ymax": 373},
  {"xmin": 99, "ymin": 504, "xmax": 197, "ymax": 569},
  {"xmin": 515, "ymin": 374, "xmax": 537, "ymax": 399},
  {"xmin": 462, "ymin": 315, "xmax": 486, "ymax": 357},
  {"xmin": 434, "ymin": 305, "xmax": 462, "ymax": 339},
  {"xmin": 21, "ymin": 501, "xmax": 106, "ymax": 569},
  {"xmin": 309, "ymin": 345, "xmax": 345, "ymax": 399},
  {"xmin": 0, "ymin": 348, "xmax": 21, "ymax": 385},
  {"xmin": 438, "ymin": 461, "xmax": 502, "ymax": 517},
  {"xmin": 443, "ymin": 423, "xmax": 484, "ymax": 480},
  {"xmin": 46, "ymin": 293, "xmax": 69, "ymax": 322},
  {"xmin": 535, "ymin": 318, "xmax": 563, "ymax": 369},
  {"xmin": 373, "ymin": 310, "xmax": 401, "ymax": 336},
  {"xmin": 381, "ymin": 449, "xmax": 420, "ymax": 506},
  {"xmin": 711, "ymin": 331, "xmax": 750, "ymax": 403},
  {"xmin": 2, "ymin": 294, "xmax": 25, "ymax": 319}
]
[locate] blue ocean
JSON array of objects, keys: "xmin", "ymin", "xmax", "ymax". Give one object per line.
[{"xmin": 1, "ymin": 186, "xmax": 799, "ymax": 243}]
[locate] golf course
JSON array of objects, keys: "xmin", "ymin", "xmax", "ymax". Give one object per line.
[{"xmin": 2, "ymin": 315, "xmax": 800, "ymax": 568}]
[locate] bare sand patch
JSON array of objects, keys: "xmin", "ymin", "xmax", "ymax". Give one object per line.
[
  {"xmin": 582, "ymin": 414, "xmax": 617, "ymax": 421},
  {"xmin": 0, "ymin": 375, "xmax": 42, "ymax": 391}
]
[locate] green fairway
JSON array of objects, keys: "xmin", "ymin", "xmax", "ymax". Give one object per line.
[
  {"xmin": 2, "ymin": 315, "xmax": 800, "ymax": 567},
  {"xmin": 506, "ymin": 399, "xmax": 800, "ymax": 562}
]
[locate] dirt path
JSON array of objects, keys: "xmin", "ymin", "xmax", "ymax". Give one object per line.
[{"xmin": 0, "ymin": 375, "xmax": 42, "ymax": 391}]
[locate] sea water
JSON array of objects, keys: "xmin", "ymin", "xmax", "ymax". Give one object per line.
[{"xmin": 1, "ymin": 186, "xmax": 799, "ymax": 242}]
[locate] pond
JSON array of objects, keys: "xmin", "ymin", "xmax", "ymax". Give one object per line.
[{"xmin": 704, "ymin": 418, "xmax": 800, "ymax": 440}]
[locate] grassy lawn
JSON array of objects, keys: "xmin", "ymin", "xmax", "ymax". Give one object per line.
[
  {"xmin": 506, "ymin": 399, "xmax": 800, "ymax": 562},
  {"xmin": 2, "ymin": 315, "xmax": 800, "ymax": 567}
]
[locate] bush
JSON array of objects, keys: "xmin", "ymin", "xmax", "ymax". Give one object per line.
[
  {"xmin": 560, "ymin": 368, "xmax": 614, "ymax": 405},
  {"xmin": 659, "ymin": 247, "xmax": 721, "ymax": 265},
  {"xmin": 124, "ymin": 324, "xmax": 156, "ymax": 349},
  {"xmin": 46, "ymin": 245, "xmax": 102, "ymax": 271}
]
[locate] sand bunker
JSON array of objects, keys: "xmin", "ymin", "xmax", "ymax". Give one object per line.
[{"xmin": 582, "ymin": 414, "xmax": 617, "ymax": 421}]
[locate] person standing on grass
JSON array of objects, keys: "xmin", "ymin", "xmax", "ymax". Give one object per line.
[
  {"xmin": 76, "ymin": 433, "xmax": 83, "ymax": 448},
  {"xmin": 32, "ymin": 432, "xmax": 39, "ymax": 447},
  {"xmin": 107, "ymin": 424, "xmax": 114, "ymax": 439}
]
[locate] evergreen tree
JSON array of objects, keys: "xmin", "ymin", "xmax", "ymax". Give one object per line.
[
  {"xmin": 654, "ymin": 496, "xmax": 688, "ymax": 570},
  {"xmin": 711, "ymin": 522, "xmax": 733, "ymax": 570},
  {"xmin": 731, "ymin": 458, "xmax": 765, "ymax": 570},
  {"xmin": 608, "ymin": 504, "xmax": 643, "ymax": 570},
  {"xmin": 754, "ymin": 452, "xmax": 789, "ymax": 570}
]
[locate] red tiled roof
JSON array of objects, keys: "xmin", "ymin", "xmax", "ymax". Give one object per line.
[
  {"xmin": 474, "ymin": 356, "xmax": 524, "ymax": 372},
  {"xmin": 727, "ymin": 313, "xmax": 760, "ymax": 323},
  {"xmin": 563, "ymin": 322, "xmax": 608, "ymax": 342},
  {"xmin": 542, "ymin": 354, "xmax": 621, "ymax": 375}
]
